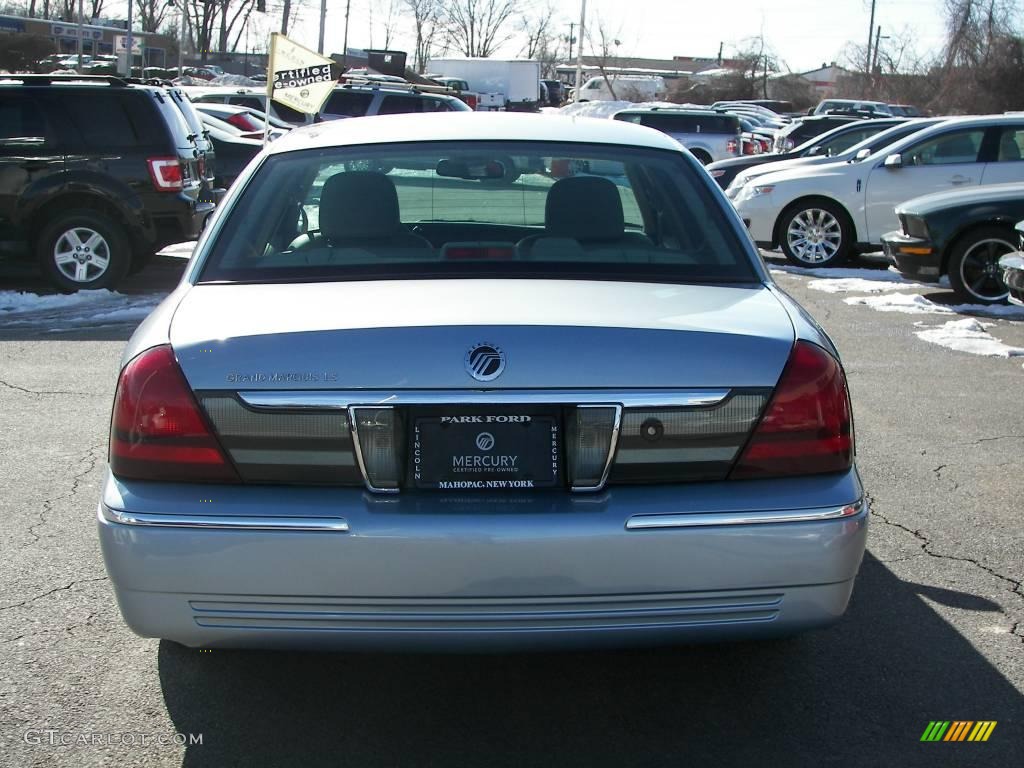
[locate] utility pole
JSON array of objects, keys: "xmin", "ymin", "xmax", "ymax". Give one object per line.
[
  {"xmin": 126, "ymin": 0, "xmax": 134, "ymax": 78},
  {"xmin": 76, "ymin": 0, "xmax": 83, "ymax": 73},
  {"xmin": 871, "ymin": 25, "xmax": 882, "ymax": 74},
  {"xmin": 865, "ymin": 0, "xmax": 876, "ymax": 77},
  {"xmin": 573, "ymin": 0, "xmax": 586, "ymax": 102},
  {"xmin": 177, "ymin": 1, "xmax": 185, "ymax": 74},
  {"xmin": 567, "ymin": 22, "xmax": 574, "ymax": 63},
  {"xmin": 717, "ymin": 41, "xmax": 723, "ymax": 66},
  {"xmin": 317, "ymin": 0, "xmax": 326, "ymax": 54},
  {"xmin": 342, "ymin": 0, "xmax": 351, "ymax": 70}
]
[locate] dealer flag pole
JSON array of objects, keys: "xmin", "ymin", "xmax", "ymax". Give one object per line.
[
  {"xmin": 265, "ymin": 33, "xmax": 277, "ymax": 147},
  {"xmin": 265, "ymin": 32, "xmax": 338, "ymax": 147}
]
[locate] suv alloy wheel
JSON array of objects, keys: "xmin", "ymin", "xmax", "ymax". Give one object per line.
[{"xmin": 37, "ymin": 210, "xmax": 131, "ymax": 292}]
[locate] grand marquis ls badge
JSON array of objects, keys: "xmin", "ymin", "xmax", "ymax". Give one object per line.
[{"xmin": 465, "ymin": 343, "xmax": 505, "ymax": 382}]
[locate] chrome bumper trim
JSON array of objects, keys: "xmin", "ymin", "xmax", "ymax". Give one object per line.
[
  {"xmin": 238, "ymin": 389, "xmax": 731, "ymax": 410},
  {"xmin": 99, "ymin": 506, "xmax": 350, "ymax": 532},
  {"xmin": 625, "ymin": 500, "xmax": 864, "ymax": 530},
  {"xmin": 570, "ymin": 404, "xmax": 622, "ymax": 492}
]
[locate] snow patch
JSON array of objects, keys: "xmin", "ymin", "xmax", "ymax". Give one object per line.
[
  {"xmin": 210, "ymin": 73, "xmax": 261, "ymax": 87},
  {"xmin": 915, "ymin": 318, "xmax": 1024, "ymax": 358},
  {"xmin": 769, "ymin": 263, "xmax": 911, "ymax": 282},
  {"xmin": 843, "ymin": 293, "xmax": 955, "ymax": 314},
  {"xmin": 809, "ymin": 278, "xmax": 909, "ymax": 294},
  {"xmin": 845, "ymin": 292, "xmax": 1024, "ymax": 318},
  {"xmin": 0, "ymin": 289, "xmax": 163, "ymax": 329}
]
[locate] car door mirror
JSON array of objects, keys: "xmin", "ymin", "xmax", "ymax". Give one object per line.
[
  {"xmin": 807, "ymin": 145, "xmax": 824, "ymax": 156},
  {"xmin": 855, "ymin": 148, "xmax": 872, "ymax": 161},
  {"xmin": 884, "ymin": 153, "xmax": 903, "ymax": 169}
]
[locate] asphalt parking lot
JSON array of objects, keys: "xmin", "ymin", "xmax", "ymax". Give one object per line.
[{"xmin": 0, "ymin": 253, "xmax": 1021, "ymax": 767}]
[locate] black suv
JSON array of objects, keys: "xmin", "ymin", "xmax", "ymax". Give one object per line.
[
  {"xmin": 0, "ymin": 75, "xmax": 219, "ymax": 291},
  {"xmin": 320, "ymin": 82, "xmax": 473, "ymax": 119}
]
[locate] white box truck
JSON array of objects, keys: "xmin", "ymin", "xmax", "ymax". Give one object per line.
[
  {"xmin": 428, "ymin": 58, "xmax": 542, "ymax": 111},
  {"xmin": 576, "ymin": 75, "xmax": 667, "ymax": 103}
]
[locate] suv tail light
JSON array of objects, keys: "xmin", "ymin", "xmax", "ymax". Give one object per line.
[
  {"xmin": 109, "ymin": 345, "xmax": 239, "ymax": 483},
  {"xmin": 146, "ymin": 156, "xmax": 184, "ymax": 192},
  {"xmin": 227, "ymin": 113, "xmax": 259, "ymax": 131},
  {"xmin": 730, "ymin": 341, "xmax": 853, "ymax": 479},
  {"xmin": 726, "ymin": 139, "xmax": 738, "ymax": 155}
]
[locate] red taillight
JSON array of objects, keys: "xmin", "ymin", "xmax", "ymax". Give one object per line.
[
  {"xmin": 109, "ymin": 345, "xmax": 239, "ymax": 483},
  {"xmin": 731, "ymin": 341, "xmax": 853, "ymax": 479},
  {"xmin": 227, "ymin": 113, "xmax": 259, "ymax": 131},
  {"xmin": 146, "ymin": 156, "xmax": 183, "ymax": 192},
  {"xmin": 727, "ymin": 139, "xmax": 738, "ymax": 155}
]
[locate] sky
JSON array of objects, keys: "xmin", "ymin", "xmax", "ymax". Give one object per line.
[
  {"xmin": 276, "ymin": 0, "xmax": 951, "ymax": 74},
  {"xmin": 93, "ymin": 0, "xmax": 951, "ymax": 74}
]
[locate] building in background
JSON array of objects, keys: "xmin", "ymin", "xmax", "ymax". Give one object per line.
[{"xmin": 0, "ymin": 13, "xmax": 175, "ymax": 67}]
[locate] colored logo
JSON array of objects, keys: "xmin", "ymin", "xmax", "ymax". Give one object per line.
[{"xmin": 920, "ymin": 721, "xmax": 997, "ymax": 742}]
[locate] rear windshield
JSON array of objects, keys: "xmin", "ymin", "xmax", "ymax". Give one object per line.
[
  {"xmin": 60, "ymin": 91, "xmax": 168, "ymax": 150},
  {"xmin": 166, "ymin": 89, "xmax": 209, "ymax": 148},
  {"xmin": 616, "ymin": 112, "xmax": 739, "ymax": 135},
  {"xmin": 198, "ymin": 141, "xmax": 757, "ymax": 284}
]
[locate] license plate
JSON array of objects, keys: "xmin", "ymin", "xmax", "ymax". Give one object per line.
[{"xmin": 409, "ymin": 408, "xmax": 562, "ymax": 490}]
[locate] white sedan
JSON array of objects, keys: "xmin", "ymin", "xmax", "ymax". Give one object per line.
[{"xmin": 734, "ymin": 115, "xmax": 1024, "ymax": 267}]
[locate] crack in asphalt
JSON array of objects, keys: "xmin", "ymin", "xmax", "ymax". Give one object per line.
[
  {"xmin": 0, "ymin": 378, "xmax": 92, "ymax": 397},
  {"xmin": 867, "ymin": 493, "xmax": 1024, "ymax": 643},
  {"xmin": 22, "ymin": 444, "xmax": 106, "ymax": 549},
  {"xmin": 0, "ymin": 575, "xmax": 109, "ymax": 613},
  {"xmin": 3, "ymin": 610, "xmax": 106, "ymax": 646},
  {"xmin": 968, "ymin": 435, "xmax": 1023, "ymax": 445}
]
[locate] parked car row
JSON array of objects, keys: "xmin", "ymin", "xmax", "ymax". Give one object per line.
[
  {"xmin": 621, "ymin": 100, "xmax": 1021, "ymax": 303},
  {"xmin": 719, "ymin": 113, "xmax": 1024, "ymax": 303}
]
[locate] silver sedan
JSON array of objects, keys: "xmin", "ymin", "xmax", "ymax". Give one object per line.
[{"xmin": 97, "ymin": 113, "xmax": 866, "ymax": 650}]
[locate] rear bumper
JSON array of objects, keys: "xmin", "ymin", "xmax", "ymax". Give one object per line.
[
  {"xmin": 145, "ymin": 193, "xmax": 216, "ymax": 250},
  {"xmin": 97, "ymin": 470, "xmax": 868, "ymax": 650},
  {"xmin": 881, "ymin": 231, "xmax": 942, "ymax": 281}
]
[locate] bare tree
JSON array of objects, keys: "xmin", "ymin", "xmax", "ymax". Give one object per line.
[
  {"xmin": 280, "ymin": 0, "xmax": 291, "ymax": 34},
  {"xmin": 138, "ymin": 0, "xmax": 171, "ymax": 33},
  {"xmin": 518, "ymin": 2, "xmax": 556, "ymax": 59},
  {"xmin": 406, "ymin": 0, "xmax": 442, "ymax": 72},
  {"xmin": 444, "ymin": 0, "xmax": 517, "ymax": 58},
  {"xmin": 280, "ymin": 0, "xmax": 305, "ymax": 36},
  {"xmin": 585, "ymin": 17, "xmax": 625, "ymax": 99},
  {"xmin": 376, "ymin": 0, "xmax": 402, "ymax": 49}
]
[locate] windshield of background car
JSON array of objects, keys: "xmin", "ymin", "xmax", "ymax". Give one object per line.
[
  {"xmin": 844, "ymin": 120, "xmax": 939, "ymax": 159},
  {"xmin": 616, "ymin": 112, "xmax": 739, "ymax": 135},
  {"xmin": 198, "ymin": 141, "xmax": 757, "ymax": 284}
]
